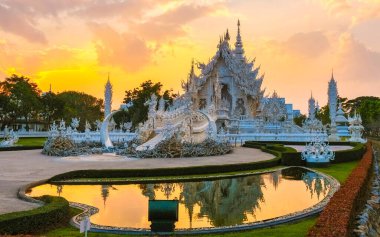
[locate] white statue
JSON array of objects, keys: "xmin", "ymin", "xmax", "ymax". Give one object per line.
[
  {"xmin": 49, "ymin": 122, "xmax": 59, "ymax": 137},
  {"xmin": 95, "ymin": 120, "xmax": 102, "ymax": 132},
  {"xmin": 0, "ymin": 129, "xmax": 19, "ymax": 147},
  {"xmin": 71, "ymin": 118, "xmax": 80, "ymax": 132},
  {"xmin": 123, "ymin": 122, "xmax": 132, "ymax": 132},
  {"xmin": 145, "ymin": 94, "xmax": 158, "ymax": 116},
  {"xmin": 85, "ymin": 120, "xmax": 91, "ymax": 140},
  {"xmin": 3, "ymin": 125, "xmax": 9, "ymax": 136},
  {"xmin": 348, "ymin": 111, "xmax": 366, "ymax": 143},
  {"xmin": 58, "ymin": 119, "xmax": 66, "ymax": 136},
  {"xmin": 158, "ymin": 97, "xmax": 166, "ymax": 112}
]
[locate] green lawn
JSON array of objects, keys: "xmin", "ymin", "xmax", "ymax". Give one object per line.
[
  {"xmin": 43, "ymin": 160, "xmax": 360, "ymax": 237},
  {"xmin": 16, "ymin": 137, "xmax": 46, "ymax": 146}
]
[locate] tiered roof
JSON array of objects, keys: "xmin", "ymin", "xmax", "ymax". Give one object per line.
[{"xmin": 183, "ymin": 21, "xmax": 265, "ymax": 100}]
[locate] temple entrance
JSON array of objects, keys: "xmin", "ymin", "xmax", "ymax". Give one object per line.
[{"xmin": 221, "ymin": 84, "xmax": 232, "ymax": 113}]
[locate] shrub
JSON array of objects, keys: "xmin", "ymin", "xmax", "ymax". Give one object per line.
[
  {"xmin": 308, "ymin": 143, "xmax": 373, "ymax": 237},
  {"xmin": 0, "ymin": 145, "xmax": 43, "ymax": 152},
  {"xmin": 0, "ymin": 195, "xmax": 70, "ymax": 235}
]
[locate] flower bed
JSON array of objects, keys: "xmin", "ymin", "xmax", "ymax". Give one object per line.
[{"xmin": 308, "ymin": 143, "xmax": 373, "ymax": 237}]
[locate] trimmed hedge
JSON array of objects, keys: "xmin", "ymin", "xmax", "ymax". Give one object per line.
[
  {"xmin": 308, "ymin": 143, "xmax": 373, "ymax": 237},
  {"xmin": 0, "ymin": 145, "xmax": 43, "ymax": 151},
  {"xmin": 244, "ymin": 141, "xmax": 366, "ymax": 166},
  {"xmin": 0, "ymin": 195, "xmax": 69, "ymax": 235},
  {"xmin": 49, "ymin": 155, "xmax": 282, "ymax": 181}
]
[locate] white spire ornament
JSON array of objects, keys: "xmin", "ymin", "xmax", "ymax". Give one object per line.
[
  {"xmin": 104, "ymin": 74, "xmax": 113, "ymax": 118},
  {"xmin": 234, "ymin": 19, "xmax": 245, "ymax": 60}
]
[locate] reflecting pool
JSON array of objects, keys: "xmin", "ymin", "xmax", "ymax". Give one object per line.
[{"xmin": 27, "ymin": 167, "xmax": 331, "ymax": 230}]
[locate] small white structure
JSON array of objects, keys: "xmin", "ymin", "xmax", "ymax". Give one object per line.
[
  {"xmin": 302, "ymin": 134, "xmax": 335, "ymax": 165},
  {"xmin": 0, "ymin": 129, "xmax": 19, "ymax": 147},
  {"xmin": 348, "ymin": 112, "xmax": 367, "ymax": 143},
  {"xmin": 335, "ymin": 103, "xmax": 350, "ymax": 137}
]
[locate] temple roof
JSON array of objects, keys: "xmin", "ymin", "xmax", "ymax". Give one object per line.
[{"xmin": 185, "ymin": 21, "xmax": 265, "ymax": 99}]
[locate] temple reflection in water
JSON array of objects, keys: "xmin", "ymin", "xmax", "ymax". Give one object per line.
[{"xmin": 27, "ymin": 167, "xmax": 331, "ymax": 230}]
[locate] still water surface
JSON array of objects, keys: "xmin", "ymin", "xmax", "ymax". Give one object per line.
[{"xmin": 27, "ymin": 167, "xmax": 330, "ymax": 229}]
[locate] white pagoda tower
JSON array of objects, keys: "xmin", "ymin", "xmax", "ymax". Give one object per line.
[
  {"xmin": 328, "ymin": 71, "xmax": 338, "ymax": 123},
  {"xmin": 104, "ymin": 75, "xmax": 113, "ymax": 118},
  {"xmin": 328, "ymin": 71, "xmax": 340, "ymax": 141}
]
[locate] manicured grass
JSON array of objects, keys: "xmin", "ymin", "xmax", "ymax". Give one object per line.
[
  {"xmin": 314, "ymin": 160, "xmax": 360, "ymax": 183},
  {"xmin": 17, "ymin": 137, "xmax": 46, "ymax": 146}
]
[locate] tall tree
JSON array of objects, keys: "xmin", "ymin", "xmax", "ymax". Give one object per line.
[
  {"xmin": 116, "ymin": 80, "xmax": 176, "ymax": 129},
  {"xmin": 40, "ymin": 92, "xmax": 65, "ymax": 127},
  {"xmin": 57, "ymin": 91, "xmax": 103, "ymax": 131},
  {"xmin": 0, "ymin": 74, "xmax": 41, "ymax": 130}
]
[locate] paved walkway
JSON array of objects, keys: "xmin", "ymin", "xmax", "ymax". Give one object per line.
[{"xmin": 0, "ymin": 147, "xmax": 274, "ymax": 215}]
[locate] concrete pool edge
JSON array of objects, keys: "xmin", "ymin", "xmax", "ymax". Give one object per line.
[{"xmin": 18, "ymin": 167, "xmax": 340, "ymax": 235}]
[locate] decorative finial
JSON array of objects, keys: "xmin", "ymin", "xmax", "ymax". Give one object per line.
[
  {"xmin": 331, "ymin": 68, "xmax": 334, "ymax": 80},
  {"xmin": 234, "ymin": 19, "xmax": 244, "ymax": 59},
  {"xmin": 225, "ymin": 29, "xmax": 230, "ymax": 41}
]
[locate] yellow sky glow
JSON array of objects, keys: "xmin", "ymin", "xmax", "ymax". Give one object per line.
[{"xmin": 0, "ymin": 0, "xmax": 379, "ymax": 112}]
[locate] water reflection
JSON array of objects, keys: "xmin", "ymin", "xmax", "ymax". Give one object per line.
[{"xmin": 27, "ymin": 168, "xmax": 331, "ymax": 229}]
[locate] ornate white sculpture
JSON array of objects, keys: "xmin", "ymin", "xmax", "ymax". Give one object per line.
[
  {"xmin": 123, "ymin": 122, "xmax": 132, "ymax": 132},
  {"xmin": 58, "ymin": 119, "xmax": 66, "ymax": 136},
  {"xmin": 71, "ymin": 118, "xmax": 80, "ymax": 132},
  {"xmin": 302, "ymin": 134, "xmax": 335, "ymax": 164},
  {"xmin": 0, "ymin": 129, "xmax": 19, "ymax": 147},
  {"xmin": 95, "ymin": 120, "xmax": 102, "ymax": 132},
  {"xmin": 158, "ymin": 97, "xmax": 166, "ymax": 112},
  {"xmin": 85, "ymin": 120, "xmax": 91, "ymax": 140},
  {"xmin": 49, "ymin": 122, "xmax": 59, "ymax": 137},
  {"xmin": 348, "ymin": 111, "xmax": 367, "ymax": 143}
]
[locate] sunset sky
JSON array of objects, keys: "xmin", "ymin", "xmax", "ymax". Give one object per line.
[{"xmin": 0, "ymin": 0, "xmax": 379, "ymax": 113}]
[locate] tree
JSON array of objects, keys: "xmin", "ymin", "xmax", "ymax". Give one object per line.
[
  {"xmin": 344, "ymin": 96, "xmax": 380, "ymax": 136},
  {"xmin": 316, "ymin": 105, "xmax": 330, "ymax": 125},
  {"xmin": 0, "ymin": 74, "xmax": 41, "ymax": 130},
  {"xmin": 293, "ymin": 114, "xmax": 307, "ymax": 127},
  {"xmin": 56, "ymin": 91, "xmax": 103, "ymax": 131},
  {"xmin": 115, "ymin": 80, "xmax": 176, "ymax": 129},
  {"xmin": 40, "ymin": 92, "xmax": 65, "ymax": 127}
]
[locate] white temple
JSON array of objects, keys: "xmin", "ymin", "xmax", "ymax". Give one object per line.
[
  {"xmin": 41, "ymin": 21, "xmax": 366, "ymax": 149},
  {"xmin": 131, "ymin": 21, "xmax": 326, "ymax": 150}
]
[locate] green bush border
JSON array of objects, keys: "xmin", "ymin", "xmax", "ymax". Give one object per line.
[
  {"xmin": 0, "ymin": 195, "xmax": 70, "ymax": 235},
  {"xmin": 0, "ymin": 145, "xmax": 43, "ymax": 151},
  {"xmin": 49, "ymin": 155, "xmax": 282, "ymax": 181}
]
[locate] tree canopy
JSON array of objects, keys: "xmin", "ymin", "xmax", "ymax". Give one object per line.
[
  {"xmin": 113, "ymin": 80, "xmax": 176, "ymax": 130},
  {"xmin": 0, "ymin": 74, "xmax": 104, "ymax": 131}
]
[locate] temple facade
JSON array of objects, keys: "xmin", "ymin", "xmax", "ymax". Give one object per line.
[{"xmin": 180, "ymin": 21, "xmax": 299, "ymax": 132}]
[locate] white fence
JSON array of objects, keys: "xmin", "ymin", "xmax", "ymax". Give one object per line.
[
  {"xmin": 1, "ymin": 130, "xmax": 327, "ymax": 144},
  {"xmin": 69, "ymin": 132, "xmax": 136, "ymax": 143},
  {"xmin": 218, "ymin": 133, "xmax": 328, "ymax": 143},
  {"xmin": 0, "ymin": 131, "xmax": 50, "ymax": 138}
]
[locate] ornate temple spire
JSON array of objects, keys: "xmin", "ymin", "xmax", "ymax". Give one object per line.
[
  {"xmin": 234, "ymin": 19, "xmax": 245, "ymax": 61},
  {"xmin": 104, "ymin": 73, "xmax": 113, "ymax": 118},
  {"xmin": 328, "ymin": 69, "xmax": 338, "ymax": 123},
  {"xmin": 308, "ymin": 92, "xmax": 316, "ymax": 120},
  {"xmin": 225, "ymin": 29, "xmax": 230, "ymax": 41}
]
